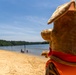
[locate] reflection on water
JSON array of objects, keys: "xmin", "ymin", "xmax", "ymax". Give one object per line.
[{"xmin": 0, "ymin": 44, "xmax": 49, "ymax": 56}]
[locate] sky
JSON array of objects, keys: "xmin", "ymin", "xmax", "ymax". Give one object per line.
[{"xmin": 0, "ymin": 0, "xmax": 70, "ymax": 42}]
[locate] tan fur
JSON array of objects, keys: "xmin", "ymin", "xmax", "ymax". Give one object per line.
[
  {"xmin": 41, "ymin": 29, "xmax": 52, "ymax": 41},
  {"xmin": 52, "ymin": 11, "xmax": 76, "ymax": 55},
  {"xmin": 41, "ymin": 51, "xmax": 49, "ymax": 58},
  {"xmin": 41, "ymin": 11, "xmax": 76, "ymax": 66}
]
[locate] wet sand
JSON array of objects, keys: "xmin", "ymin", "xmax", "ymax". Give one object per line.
[{"xmin": 0, "ymin": 50, "xmax": 48, "ymax": 75}]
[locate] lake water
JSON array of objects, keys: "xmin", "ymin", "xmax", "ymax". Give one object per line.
[{"xmin": 0, "ymin": 44, "xmax": 49, "ymax": 56}]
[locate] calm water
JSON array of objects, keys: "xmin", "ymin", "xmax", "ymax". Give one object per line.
[{"xmin": 0, "ymin": 44, "xmax": 49, "ymax": 56}]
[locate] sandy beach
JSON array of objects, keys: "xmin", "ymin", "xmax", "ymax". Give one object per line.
[{"xmin": 0, "ymin": 50, "xmax": 48, "ymax": 75}]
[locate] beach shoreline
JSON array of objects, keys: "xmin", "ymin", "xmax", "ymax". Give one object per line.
[{"xmin": 0, "ymin": 49, "xmax": 48, "ymax": 75}]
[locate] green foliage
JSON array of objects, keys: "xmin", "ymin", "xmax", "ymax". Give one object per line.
[{"xmin": 0, "ymin": 40, "xmax": 49, "ymax": 46}]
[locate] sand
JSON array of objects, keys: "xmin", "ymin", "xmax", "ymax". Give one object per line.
[{"xmin": 0, "ymin": 50, "xmax": 48, "ymax": 75}]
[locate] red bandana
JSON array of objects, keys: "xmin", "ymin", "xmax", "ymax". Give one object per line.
[{"xmin": 48, "ymin": 48, "xmax": 76, "ymax": 63}]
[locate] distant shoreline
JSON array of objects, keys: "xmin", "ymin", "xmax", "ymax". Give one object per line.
[{"xmin": 0, "ymin": 39, "xmax": 49, "ymax": 46}]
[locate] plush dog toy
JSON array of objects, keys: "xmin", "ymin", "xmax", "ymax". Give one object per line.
[{"xmin": 41, "ymin": 0, "xmax": 76, "ymax": 75}]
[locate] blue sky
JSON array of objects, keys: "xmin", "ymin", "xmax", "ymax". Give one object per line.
[{"xmin": 0, "ymin": 0, "xmax": 69, "ymax": 42}]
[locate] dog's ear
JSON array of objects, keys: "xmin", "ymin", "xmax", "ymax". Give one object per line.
[
  {"xmin": 41, "ymin": 29, "xmax": 52, "ymax": 41},
  {"xmin": 48, "ymin": 1, "xmax": 75, "ymax": 24}
]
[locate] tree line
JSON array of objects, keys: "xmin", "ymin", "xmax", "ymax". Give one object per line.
[{"xmin": 0, "ymin": 40, "xmax": 49, "ymax": 46}]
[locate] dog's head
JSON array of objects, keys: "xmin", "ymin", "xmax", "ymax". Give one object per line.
[{"xmin": 41, "ymin": 1, "xmax": 76, "ymax": 55}]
